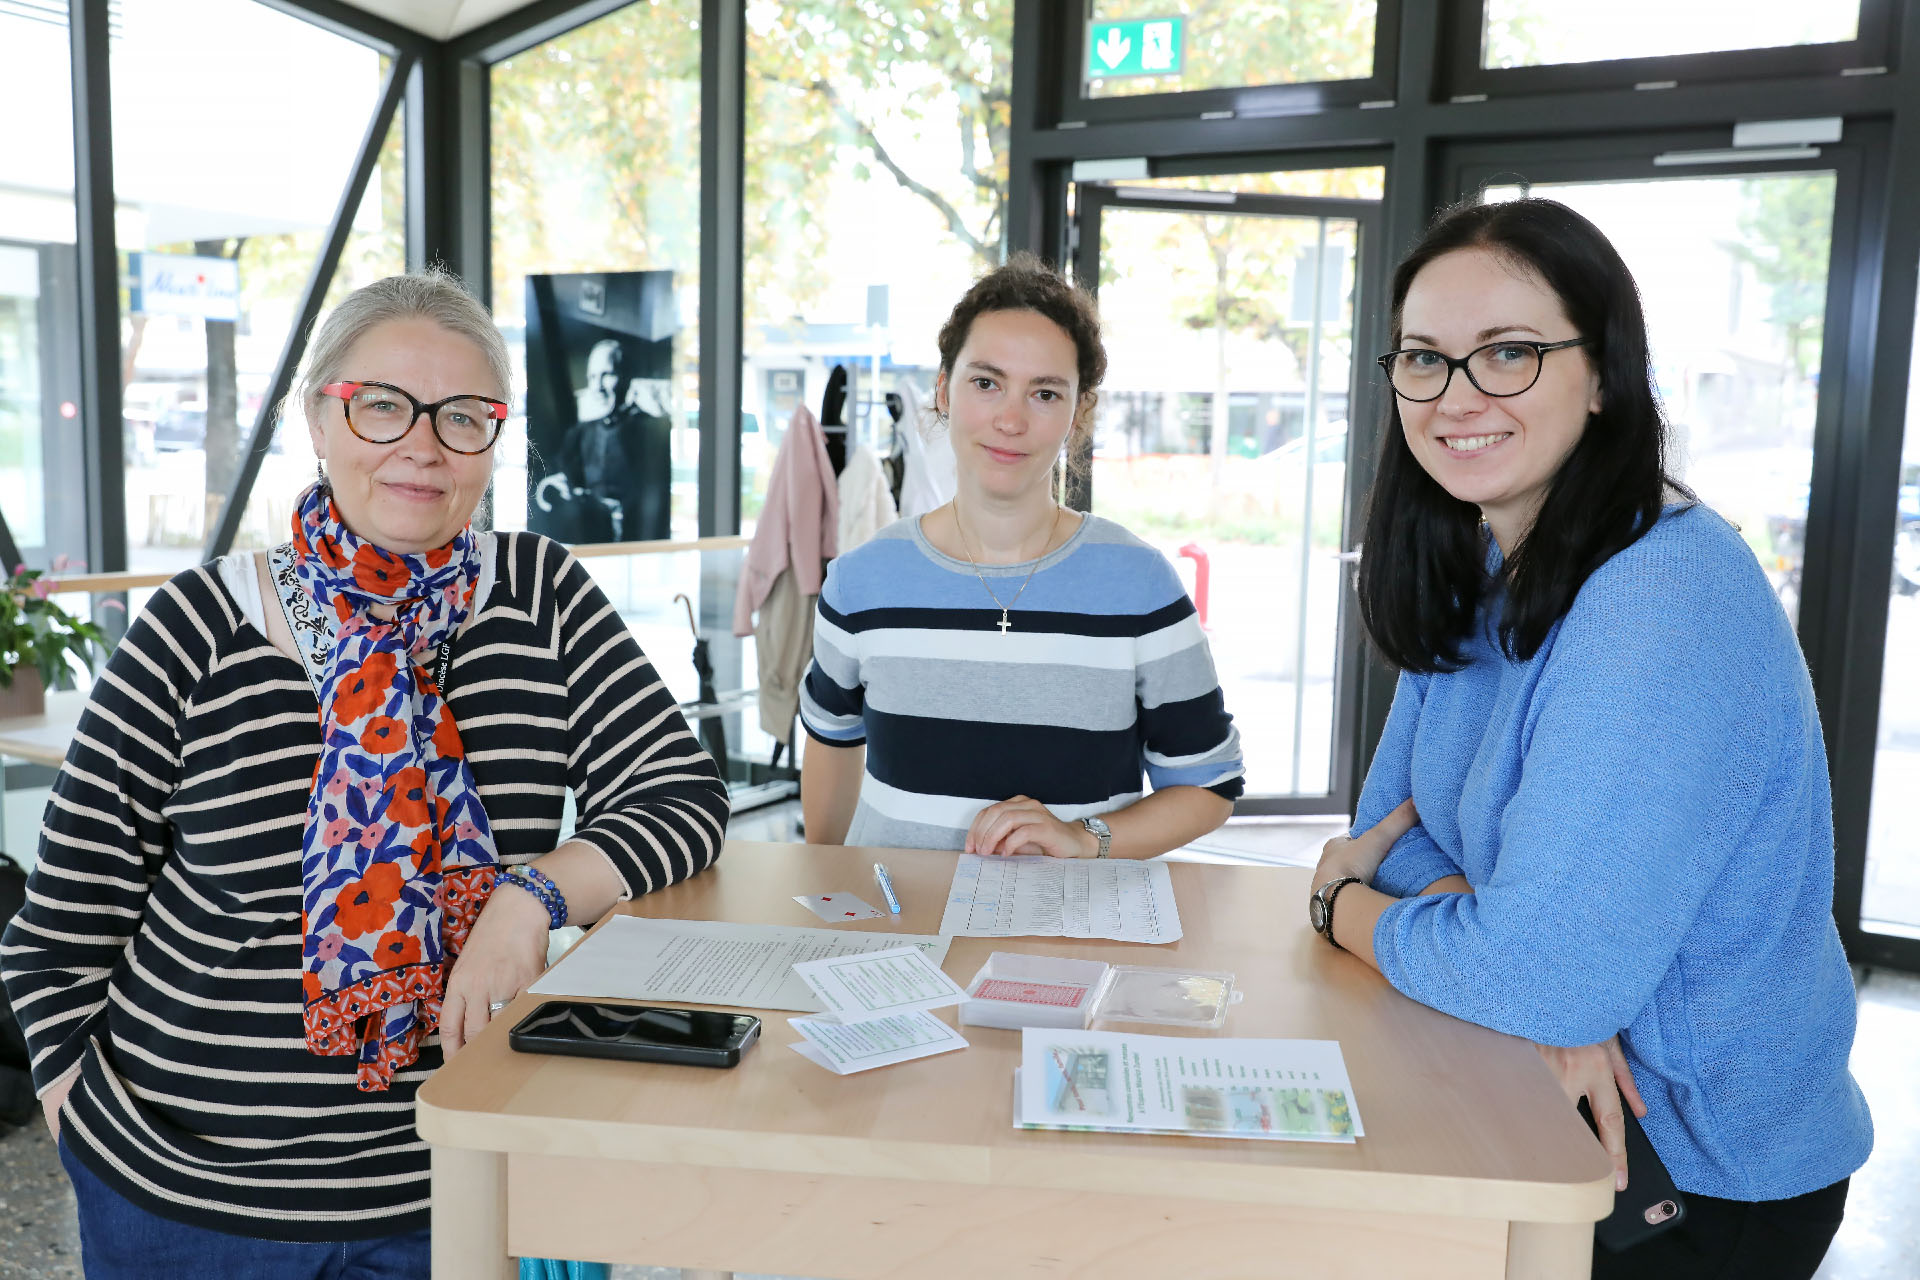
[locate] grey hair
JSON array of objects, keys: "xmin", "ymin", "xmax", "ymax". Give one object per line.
[{"xmin": 295, "ymin": 267, "xmax": 511, "ymax": 421}]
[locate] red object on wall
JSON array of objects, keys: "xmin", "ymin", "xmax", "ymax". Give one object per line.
[{"xmin": 1178, "ymin": 542, "xmax": 1209, "ymax": 629}]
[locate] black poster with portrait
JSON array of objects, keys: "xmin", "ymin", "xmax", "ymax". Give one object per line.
[{"xmin": 524, "ymin": 270, "xmax": 676, "ymax": 545}]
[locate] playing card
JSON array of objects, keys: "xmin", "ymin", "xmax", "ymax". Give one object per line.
[{"xmin": 793, "ymin": 893, "xmax": 885, "ymax": 922}]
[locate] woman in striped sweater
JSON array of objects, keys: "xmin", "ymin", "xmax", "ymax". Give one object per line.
[
  {"xmin": 0, "ymin": 271, "xmax": 729, "ymax": 1278},
  {"xmin": 800, "ymin": 254, "xmax": 1243, "ymax": 858}
]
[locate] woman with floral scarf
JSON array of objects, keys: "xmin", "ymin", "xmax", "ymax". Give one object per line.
[{"xmin": 1, "ymin": 270, "xmax": 730, "ymax": 1278}]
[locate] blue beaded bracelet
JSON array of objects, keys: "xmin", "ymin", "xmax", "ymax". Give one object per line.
[{"xmin": 500, "ymin": 864, "xmax": 568, "ymax": 930}]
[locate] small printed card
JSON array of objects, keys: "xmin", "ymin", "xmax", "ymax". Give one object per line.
[
  {"xmin": 790, "ymin": 946, "xmax": 968, "ymax": 1024},
  {"xmin": 790, "ymin": 1010, "xmax": 968, "ymax": 1075},
  {"xmin": 974, "ymin": 978, "xmax": 1092, "ymax": 1009},
  {"xmin": 793, "ymin": 892, "xmax": 885, "ymax": 922}
]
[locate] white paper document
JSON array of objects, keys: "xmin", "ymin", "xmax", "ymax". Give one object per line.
[
  {"xmin": 789, "ymin": 1010, "xmax": 968, "ymax": 1074},
  {"xmin": 938, "ymin": 855, "xmax": 1183, "ymax": 943},
  {"xmin": 528, "ymin": 916, "xmax": 951, "ymax": 1013},
  {"xmin": 1015, "ymin": 1029, "xmax": 1363, "ymax": 1143},
  {"xmin": 791, "ymin": 946, "xmax": 968, "ymax": 1025}
]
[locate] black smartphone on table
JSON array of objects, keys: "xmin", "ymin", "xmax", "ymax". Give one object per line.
[
  {"xmin": 1578, "ymin": 1097, "xmax": 1687, "ymax": 1252},
  {"xmin": 508, "ymin": 1000, "xmax": 761, "ymax": 1068}
]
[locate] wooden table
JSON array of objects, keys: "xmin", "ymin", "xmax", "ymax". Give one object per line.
[
  {"xmin": 416, "ymin": 841, "xmax": 1612, "ymax": 1280},
  {"xmin": 0, "ymin": 691, "xmax": 83, "ymax": 855},
  {"xmin": 0, "ymin": 690, "xmax": 82, "ymax": 769}
]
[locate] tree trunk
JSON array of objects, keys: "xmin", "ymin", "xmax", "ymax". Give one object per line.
[
  {"xmin": 121, "ymin": 315, "xmax": 148, "ymax": 390},
  {"xmin": 195, "ymin": 239, "xmax": 240, "ymax": 520}
]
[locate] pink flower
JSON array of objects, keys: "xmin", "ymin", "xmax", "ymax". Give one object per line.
[
  {"xmin": 454, "ymin": 820, "xmax": 481, "ymax": 842},
  {"xmin": 99, "ymin": 598, "xmax": 126, "ymax": 613},
  {"xmin": 316, "ymin": 935, "xmax": 345, "ymax": 961},
  {"xmin": 30, "ymin": 579, "xmax": 55, "ymax": 599},
  {"xmin": 321, "ymin": 818, "xmax": 352, "ymax": 846},
  {"xmin": 357, "ymin": 778, "xmax": 381, "ymax": 799},
  {"xmin": 358, "ymin": 822, "xmax": 386, "ymax": 848},
  {"xmin": 325, "ymin": 771, "xmax": 349, "ymax": 797}
]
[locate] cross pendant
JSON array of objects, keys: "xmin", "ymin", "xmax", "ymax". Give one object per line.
[{"xmin": 997, "ymin": 611, "xmax": 1012, "ymax": 634}]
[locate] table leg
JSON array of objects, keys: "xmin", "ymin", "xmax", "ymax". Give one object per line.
[
  {"xmin": 432, "ymin": 1146, "xmax": 515, "ymax": 1280},
  {"xmin": 1507, "ymin": 1221, "xmax": 1592, "ymax": 1280}
]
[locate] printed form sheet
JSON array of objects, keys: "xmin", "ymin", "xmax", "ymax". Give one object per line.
[
  {"xmin": 529, "ymin": 916, "xmax": 951, "ymax": 1013},
  {"xmin": 938, "ymin": 854, "xmax": 1182, "ymax": 944}
]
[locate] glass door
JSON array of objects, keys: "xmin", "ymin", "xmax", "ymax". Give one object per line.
[
  {"xmin": 1072, "ymin": 176, "xmax": 1382, "ymax": 814},
  {"xmin": 1860, "ymin": 285, "xmax": 1920, "ymax": 945},
  {"xmin": 1449, "ymin": 133, "xmax": 1920, "ymax": 969}
]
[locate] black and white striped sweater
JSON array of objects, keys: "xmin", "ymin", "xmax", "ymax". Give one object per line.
[{"xmin": 0, "ymin": 532, "xmax": 729, "ymax": 1239}]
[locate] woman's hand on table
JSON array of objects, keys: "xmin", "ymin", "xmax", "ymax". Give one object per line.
[
  {"xmin": 966, "ymin": 796, "xmax": 1099, "ymax": 858},
  {"xmin": 1536, "ymin": 1036, "xmax": 1647, "ymax": 1192},
  {"xmin": 440, "ymin": 877, "xmax": 552, "ymax": 1057},
  {"xmin": 1311, "ymin": 798, "xmax": 1419, "ymax": 894}
]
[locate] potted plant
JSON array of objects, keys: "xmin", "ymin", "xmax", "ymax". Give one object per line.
[{"xmin": 0, "ymin": 560, "xmax": 114, "ymax": 719}]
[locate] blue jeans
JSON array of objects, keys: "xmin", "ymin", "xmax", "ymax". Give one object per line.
[{"xmin": 59, "ymin": 1135, "xmax": 431, "ymax": 1280}]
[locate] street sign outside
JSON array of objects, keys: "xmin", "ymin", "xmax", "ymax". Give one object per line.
[{"xmin": 1086, "ymin": 18, "xmax": 1185, "ymax": 80}]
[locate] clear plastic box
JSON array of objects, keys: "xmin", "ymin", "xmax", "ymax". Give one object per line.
[
  {"xmin": 1089, "ymin": 964, "xmax": 1240, "ymax": 1031},
  {"xmin": 960, "ymin": 952, "xmax": 1110, "ymax": 1031}
]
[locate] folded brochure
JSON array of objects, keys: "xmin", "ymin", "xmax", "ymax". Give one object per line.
[
  {"xmin": 1015, "ymin": 1029, "xmax": 1363, "ymax": 1143},
  {"xmin": 791, "ymin": 1010, "xmax": 967, "ymax": 1074},
  {"xmin": 790, "ymin": 946, "xmax": 967, "ymax": 1025}
]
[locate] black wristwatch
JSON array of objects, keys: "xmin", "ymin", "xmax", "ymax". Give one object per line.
[{"xmin": 1309, "ymin": 875, "xmax": 1364, "ymax": 951}]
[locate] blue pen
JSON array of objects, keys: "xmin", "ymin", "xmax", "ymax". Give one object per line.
[{"xmin": 873, "ymin": 862, "xmax": 902, "ymax": 914}]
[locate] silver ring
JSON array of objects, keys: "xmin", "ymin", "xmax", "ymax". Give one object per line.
[{"xmin": 488, "ymin": 1001, "xmax": 509, "ymax": 1014}]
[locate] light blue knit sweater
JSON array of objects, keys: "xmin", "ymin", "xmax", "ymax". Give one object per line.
[{"xmin": 1361, "ymin": 504, "xmax": 1872, "ymax": 1201}]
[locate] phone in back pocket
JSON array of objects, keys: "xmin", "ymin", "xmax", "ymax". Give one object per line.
[{"xmin": 1578, "ymin": 1096, "xmax": 1688, "ymax": 1252}]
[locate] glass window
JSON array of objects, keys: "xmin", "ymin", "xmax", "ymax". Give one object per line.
[
  {"xmin": 1487, "ymin": 174, "xmax": 1837, "ymax": 627},
  {"xmin": 1085, "ymin": 1, "xmax": 1378, "ymax": 98},
  {"xmin": 1483, "ymin": 1, "xmax": 1860, "ymax": 69},
  {"xmin": 1114, "ymin": 167, "xmax": 1385, "ymax": 200},
  {"xmin": 231, "ymin": 103, "xmax": 407, "ymax": 552},
  {"xmin": 112, "ymin": 0, "xmax": 390, "ymax": 574},
  {"xmin": 490, "ymin": 1, "xmax": 703, "ymax": 547},
  {"xmin": 1861, "ymin": 281, "xmax": 1920, "ymax": 939},
  {"xmin": 0, "ymin": 5, "xmax": 79, "ymax": 563},
  {"xmin": 740, "ymin": 0, "xmax": 1013, "ymax": 534}
]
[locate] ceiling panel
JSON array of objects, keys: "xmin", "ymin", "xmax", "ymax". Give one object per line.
[{"xmin": 332, "ymin": 0, "xmax": 536, "ymax": 39}]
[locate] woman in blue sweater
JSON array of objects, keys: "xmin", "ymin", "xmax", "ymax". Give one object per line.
[{"xmin": 1309, "ymin": 198, "xmax": 1871, "ymax": 1279}]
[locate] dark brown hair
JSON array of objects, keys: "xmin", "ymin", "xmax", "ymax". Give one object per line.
[
  {"xmin": 1357, "ymin": 197, "xmax": 1690, "ymax": 672},
  {"xmin": 936, "ymin": 252, "xmax": 1107, "ymax": 427}
]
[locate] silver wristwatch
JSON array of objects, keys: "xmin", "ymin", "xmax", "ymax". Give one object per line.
[
  {"xmin": 1309, "ymin": 875, "xmax": 1364, "ymax": 951},
  {"xmin": 1080, "ymin": 815, "xmax": 1112, "ymax": 858}
]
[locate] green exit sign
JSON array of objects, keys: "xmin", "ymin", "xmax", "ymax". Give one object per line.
[{"xmin": 1086, "ymin": 17, "xmax": 1185, "ymax": 80}]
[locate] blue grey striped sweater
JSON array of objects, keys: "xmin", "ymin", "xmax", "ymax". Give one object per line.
[{"xmin": 801, "ymin": 514, "xmax": 1244, "ymax": 850}]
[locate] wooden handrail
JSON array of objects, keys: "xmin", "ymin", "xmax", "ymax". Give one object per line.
[{"xmin": 42, "ymin": 535, "xmax": 752, "ymax": 595}]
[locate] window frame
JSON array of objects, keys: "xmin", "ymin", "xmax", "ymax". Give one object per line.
[
  {"xmin": 1053, "ymin": 0, "xmax": 1404, "ymax": 127},
  {"xmin": 1440, "ymin": 0, "xmax": 1900, "ymax": 100}
]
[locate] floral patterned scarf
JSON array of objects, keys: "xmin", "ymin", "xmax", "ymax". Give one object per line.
[{"xmin": 293, "ymin": 484, "xmax": 498, "ymax": 1091}]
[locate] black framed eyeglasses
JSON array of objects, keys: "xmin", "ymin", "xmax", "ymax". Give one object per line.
[
  {"xmin": 321, "ymin": 381, "xmax": 509, "ymax": 455},
  {"xmin": 1376, "ymin": 338, "xmax": 1591, "ymax": 403}
]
